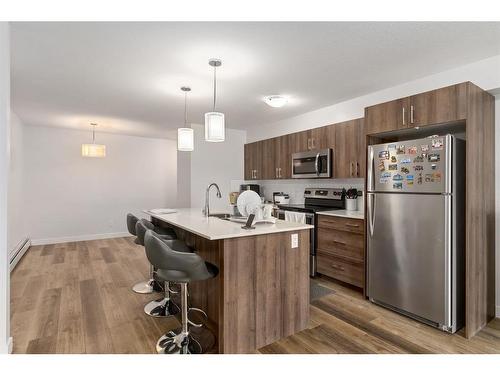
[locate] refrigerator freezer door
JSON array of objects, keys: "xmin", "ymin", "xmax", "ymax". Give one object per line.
[
  {"xmin": 367, "ymin": 193, "xmax": 451, "ymax": 327},
  {"xmin": 367, "ymin": 135, "xmax": 451, "ymax": 194}
]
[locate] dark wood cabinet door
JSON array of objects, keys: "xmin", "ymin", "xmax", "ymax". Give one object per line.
[
  {"xmin": 364, "ymin": 97, "xmax": 410, "ymax": 135},
  {"xmin": 289, "ymin": 131, "xmax": 309, "ymax": 154},
  {"xmin": 334, "ymin": 119, "xmax": 362, "ymax": 178},
  {"xmin": 409, "ymin": 83, "xmax": 467, "ymax": 127},
  {"xmin": 244, "ymin": 143, "xmax": 253, "ymax": 180},
  {"xmin": 244, "ymin": 141, "xmax": 263, "ymax": 180},
  {"xmin": 276, "ymin": 135, "xmax": 291, "ymax": 179},
  {"xmin": 356, "ymin": 119, "xmax": 366, "ymax": 178},
  {"xmin": 252, "ymin": 141, "xmax": 263, "ymax": 180},
  {"xmin": 261, "ymin": 138, "xmax": 276, "ymax": 180},
  {"xmin": 309, "ymin": 126, "xmax": 330, "ymax": 150}
]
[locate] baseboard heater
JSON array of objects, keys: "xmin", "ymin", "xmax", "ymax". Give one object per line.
[{"xmin": 9, "ymin": 238, "xmax": 31, "ymax": 271}]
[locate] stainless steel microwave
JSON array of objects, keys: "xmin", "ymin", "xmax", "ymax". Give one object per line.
[{"xmin": 292, "ymin": 149, "xmax": 332, "ymax": 178}]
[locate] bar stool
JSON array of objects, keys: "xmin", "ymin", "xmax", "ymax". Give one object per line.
[
  {"xmin": 132, "ymin": 219, "xmax": 177, "ymax": 294},
  {"xmin": 144, "ymin": 230, "xmax": 219, "ymax": 354},
  {"xmin": 126, "ymin": 213, "xmax": 140, "ymax": 244},
  {"xmin": 141, "ymin": 229, "xmax": 195, "ymax": 318}
]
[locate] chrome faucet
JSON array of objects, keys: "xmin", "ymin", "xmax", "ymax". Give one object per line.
[{"xmin": 203, "ymin": 183, "xmax": 222, "ymax": 217}]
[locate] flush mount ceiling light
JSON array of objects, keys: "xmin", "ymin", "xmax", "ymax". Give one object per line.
[
  {"xmin": 204, "ymin": 58, "xmax": 225, "ymax": 142},
  {"xmin": 264, "ymin": 95, "xmax": 288, "ymax": 108},
  {"xmin": 81, "ymin": 123, "xmax": 106, "ymax": 158},
  {"xmin": 177, "ymin": 87, "xmax": 194, "ymax": 152}
]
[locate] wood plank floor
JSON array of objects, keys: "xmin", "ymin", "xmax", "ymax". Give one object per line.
[{"xmin": 10, "ymin": 237, "xmax": 500, "ymax": 354}]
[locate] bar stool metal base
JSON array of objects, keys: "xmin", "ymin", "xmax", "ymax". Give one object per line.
[
  {"xmin": 156, "ymin": 328, "xmax": 202, "ymax": 354},
  {"xmin": 132, "ymin": 279, "xmax": 154, "ymax": 294},
  {"xmin": 144, "ymin": 297, "xmax": 179, "ymax": 318}
]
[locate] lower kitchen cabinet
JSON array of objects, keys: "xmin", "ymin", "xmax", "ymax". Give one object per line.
[{"xmin": 317, "ymin": 215, "xmax": 365, "ymax": 290}]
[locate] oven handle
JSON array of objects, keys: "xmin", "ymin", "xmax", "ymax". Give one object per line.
[{"xmin": 277, "ymin": 210, "xmax": 315, "ymax": 221}]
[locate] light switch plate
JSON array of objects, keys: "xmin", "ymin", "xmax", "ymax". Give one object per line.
[{"xmin": 291, "ymin": 233, "xmax": 298, "ymax": 248}]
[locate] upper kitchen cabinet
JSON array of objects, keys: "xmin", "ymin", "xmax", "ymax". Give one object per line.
[
  {"xmin": 289, "ymin": 125, "xmax": 334, "ymax": 153},
  {"xmin": 365, "ymin": 97, "xmax": 410, "ymax": 135},
  {"xmin": 334, "ymin": 118, "xmax": 365, "ymax": 178},
  {"xmin": 275, "ymin": 135, "xmax": 291, "ymax": 179},
  {"xmin": 409, "ymin": 83, "xmax": 467, "ymax": 127},
  {"xmin": 244, "ymin": 141, "xmax": 262, "ymax": 180},
  {"xmin": 365, "ymin": 83, "xmax": 468, "ymax": 135},
  {"xmin": 308, "ymin": 126, "xmax": 331, "ymax": 150}
]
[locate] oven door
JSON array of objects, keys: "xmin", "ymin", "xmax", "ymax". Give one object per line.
[
  {"xmin": 292, "ymin": 149, "xmax": 332, "ymax": 178},
  {"xmin": 277, "ymin": 209, "xmax": 316, "ymax": 277}
]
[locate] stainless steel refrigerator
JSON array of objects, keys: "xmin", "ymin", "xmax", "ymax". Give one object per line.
[{"xmin": 367, "ymin": 134, "xmax": 465, "ymax": 333}]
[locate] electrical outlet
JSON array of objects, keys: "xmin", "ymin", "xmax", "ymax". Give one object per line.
[{"xmin": 291, "ymin": 233, "xmax": 298, "ymax": 248}]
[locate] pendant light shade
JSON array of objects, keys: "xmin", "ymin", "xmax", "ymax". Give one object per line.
[
  {"xmin": 177, "ymin": 127, "xmax": 194, "ymax": 151},
  {"xmin": 205, "ymin": 58, "xmax": 225, "ymax": 142},
  {"xmin": 177, "ymin": 87, "xmax": 194, "ymax": 152},
  {"xmin": 204, "ymin": 112, "xmax": 225, "ymax": 142},
  {"xmin": 82, "ymin": 123, "xmax": 106, "ymax": 158}
]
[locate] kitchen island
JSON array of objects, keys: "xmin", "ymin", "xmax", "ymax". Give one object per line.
[{"xmin": 145, "ymin": 208, "xmax": 313, "ymax": 354}]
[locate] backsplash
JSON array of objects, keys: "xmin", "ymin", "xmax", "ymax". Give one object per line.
[{"xmin": 230, "ymin": 178, "xmax": 364, "ymax": 204}]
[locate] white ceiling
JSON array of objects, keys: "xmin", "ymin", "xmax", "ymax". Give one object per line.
[{"xmin": 11, "ymin": 22, "xmax": 500, "ymax": 139}]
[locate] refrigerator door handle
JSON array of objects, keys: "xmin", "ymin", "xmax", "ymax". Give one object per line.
[
  {"xmin": 367, "ymin": 146, "xmax": 375, "ymax": 191},
  {"xmin": 367, "ymin": 193, "xmax": 375, "ymax": 237}
]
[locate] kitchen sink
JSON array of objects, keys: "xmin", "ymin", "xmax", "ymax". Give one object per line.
[{"xmin": 208, "ymin": 213, "xmax": 231, "ymax": 220}]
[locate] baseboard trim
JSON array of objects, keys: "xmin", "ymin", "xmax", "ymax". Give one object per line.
[
  {"xmin": 30, "ymin": 232, "xmax": 131, "ymax": 246},
  {"xmin": 9, "ymin": 238, "xmax": 31, "ymax": 271}
]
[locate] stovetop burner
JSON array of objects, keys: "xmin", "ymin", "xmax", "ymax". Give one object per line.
[
  {"xmin": 276, "ymin": 203, "xmax": 340, "ymax": 214},
  {"xmin": 276, "ymin": 188, "xmax": 346, "ymax": 213}
]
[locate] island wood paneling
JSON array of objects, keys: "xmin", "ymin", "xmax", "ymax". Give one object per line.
[{"xmin": 220, "ymin": 230, "xmax": 310, "ymax": 353}]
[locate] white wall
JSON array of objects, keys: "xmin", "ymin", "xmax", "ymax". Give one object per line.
[
  {"xmin": 190, "ymin": 124, "xmax": 246, "ymax": 212},
  {"xmin": 8, "ymin": 113, "xmax": 26, "ymax": 256},
  {"xmin": 176, "ymin": 150, "xmax": 191, "ymax": 208},
  {"xmin": 0, "ymin": 22, "xmax": 11, "ymax": 354},
  {"xmin": 247, "ymin": 55, "xmax": 500, "ymax": 142},
  {"xmin": 22, "ymin": 125, "xmax": 178, "ymax": 244}
]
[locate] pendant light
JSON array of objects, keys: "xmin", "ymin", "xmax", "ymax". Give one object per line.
[
  {"xmin": 177, "ymin": 86, "xmax": 194, "ymax": 152},
  {"xmin": 204, "ymin": 58, "xmax": 225, "ymax": 142},
  {"xmin": 82, "ymin": 123, "xmax": 106, "ymax": 157}
]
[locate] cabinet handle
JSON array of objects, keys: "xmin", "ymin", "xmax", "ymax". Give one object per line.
[
  {"xmin": 279, "ymin": 168, "xmax": 282, "ymax": 178},
  {"xmin": 276, "ymin": 168, "xmax": 279, "ymax": 179},
  {"xmin": 402, "ymin": 107, "xmax": 406, "ymax": 126},
  {"xmin": 331, "ymin": 263, "xmax": 345, "ymax": 271},
  {"xmin": 333, "ymin": 240, "xmax": 347, "ymax": 246},
  {"xmin": 356, "ymin": 162, "xmax": 360, "ymax": 177},
  {"xmin": 312, "ymin": 138, "xmax": 315, "ymax": 149},
  {"xmin": 307, "ymin": 138, "xmax": 311, "ymax": 150},
  {"xmin": 255, "ymin": 170, "xmax": 258, "ymax": 179},
  {"xmin": 345, "ymin": 223, "xmax": 360, "ymax": 228},
  {"xmin": 410, "ymin": 105, "xmax": 414, "ymax": 124},
  {"xmin": 349, "ymin": 162, "xmax": 353, "ymax": 177}
]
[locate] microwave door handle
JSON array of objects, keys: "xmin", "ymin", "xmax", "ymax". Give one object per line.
[{"xmin": 315, "ymin": 153, "xmax": 320, "ymax": 176}]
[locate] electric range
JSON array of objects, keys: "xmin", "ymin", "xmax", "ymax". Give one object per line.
[{"xmin": 276, "ymin": 188, "xmax": 346, "ymax": 276}]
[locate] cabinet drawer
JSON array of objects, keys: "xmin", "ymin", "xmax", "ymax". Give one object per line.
[
  {"xmin": 318, "ymin": 215, "xmax": 364, "ymax": 234},
  {"xmin": 316, "ymin": 254, "xmax": 364, "ymax": 288},
  {"xmin": 317, "ymin": 228, "xmax": 363, "ymax": 261}
]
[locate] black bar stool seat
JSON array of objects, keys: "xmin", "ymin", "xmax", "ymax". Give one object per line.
[
  {"xmin": 132, "ymin": 219, "xmax": 177, "ymax": 294},
  {"xmin": 144, "ymin": 230, "xmax": 219, "ymax": 354}
]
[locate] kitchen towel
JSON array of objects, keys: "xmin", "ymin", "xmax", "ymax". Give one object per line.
[
  {"xmin": 149, "ymin": 208, "xmax": 178, "ymax": 215},
  {"xmin": 284, "ymin": 211, "xmax": 306, "ymax": 224}
]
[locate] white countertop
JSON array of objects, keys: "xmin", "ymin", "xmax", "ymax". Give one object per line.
[
  {"xmin": 317, "ymin": 209, "xmax": 365, "ymax": 220},
  {"xmin": 144, "ymin": 208, "xmax": 313, "ymax": 240}
]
